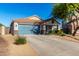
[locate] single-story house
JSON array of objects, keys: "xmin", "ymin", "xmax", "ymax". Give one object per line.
[
  {"xmin": 9, "ymin": 15, "xmax": 42, "ymax": 36},
  {"xmin": 0, "ymin": 24, "xmax": 10, "ymax": 35},
  {"xmin": 0, "ymin": 26, "xmax": 5, "ymax": 35},
  {"xmin": 10, "ymin": 15, "xmax": 60, "ymax": 35},
  {"xmin": 63, "ymin": 16, "xmax": 79, "ymax": 35},
  {"xmin": 62, "ymin": 11, "xmax": 79, "ymax": 35}
]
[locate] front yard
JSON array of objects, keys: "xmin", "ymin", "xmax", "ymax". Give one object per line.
[
  {"xmin": 0, "ymin": 34, "xmax": 79, "ymax": 55},
  {"xmin": 0, "ymin": 35, "xmax": 37, "ymax": 56}
]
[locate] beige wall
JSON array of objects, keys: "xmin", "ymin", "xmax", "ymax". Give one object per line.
[
  {"xmin": 0, "ymin": 26, "xmax": 5, "ymax": 35},
  {"xmin": 14, "ymin": 22, "xmax": 18, "ymax": 30}
]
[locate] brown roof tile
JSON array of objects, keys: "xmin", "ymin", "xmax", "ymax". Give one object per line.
[{"xmin": 14, "ymin": 17, "xmax": 41, "ymax": 24}]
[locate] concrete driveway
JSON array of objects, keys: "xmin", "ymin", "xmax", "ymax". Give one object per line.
[{"xmin": 27, "ymin": 35, "xmax": 79, "ymax": 56}]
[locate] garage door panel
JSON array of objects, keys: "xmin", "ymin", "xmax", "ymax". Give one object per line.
[{"xmin": 18, "ymin": 25, "xmax": 34, "ymax": 35}]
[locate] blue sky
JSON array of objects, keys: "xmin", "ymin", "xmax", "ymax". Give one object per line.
[{"xmin": 0, "ymin": 3, "xmax": 53, "ymax": 27}]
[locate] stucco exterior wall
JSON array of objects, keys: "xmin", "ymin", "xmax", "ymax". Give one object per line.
[
  {"xmin": 0, "ymin": 26, "xmax": 5, "ymax": 35},
  {"xmin": 14, "ymin": 22, "xmax": 18, "ymax": 30},
  {"xmin": 13, "ymin": 22, "xmax": 19, "ymax": 35}
]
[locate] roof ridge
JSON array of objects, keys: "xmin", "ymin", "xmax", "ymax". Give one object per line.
[{"xmin": 25, "ymin": 15, "xmax": 40, "ymax": 19}]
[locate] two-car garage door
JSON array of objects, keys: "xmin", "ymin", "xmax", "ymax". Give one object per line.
[{"xmin": 18, "ymin": 24, "xmax": 34, "ymax": 35}]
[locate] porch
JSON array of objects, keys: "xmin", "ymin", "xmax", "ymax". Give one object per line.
[{"xmin": 33, "ymin": 24, "xmax": 58, "ymax": 34}]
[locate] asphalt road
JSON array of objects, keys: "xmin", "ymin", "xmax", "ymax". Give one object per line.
[{"xmin": 27, "ymin": 35, "xmax": 79, "ymax": 56}]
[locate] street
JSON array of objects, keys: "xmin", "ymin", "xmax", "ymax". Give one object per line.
[{"xmin": 27, "ymin": 35, "xmax": 79, "ymax": 56}]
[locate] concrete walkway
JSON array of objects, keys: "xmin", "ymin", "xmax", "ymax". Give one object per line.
[{"xmin": 27, "ymin": 35, "xmax": 79, "ymax": 56}]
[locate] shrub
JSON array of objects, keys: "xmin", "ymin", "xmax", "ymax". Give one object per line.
[
  {"xmin": 57, "ymin": 29, "xmax": 65, "ymax": 36},
  {"xmin": 14, "ymin": 37, "xmax": 27, "ymax": 45},
  {"xmin": 48, "ymin": 29, "xmax": 65, "ymax": 36},
  {"xmin": 48, "ymin": 28, "xmax": 57, "ymax": 34},
  {"xmin": 48, "ymin": 30, "xmax": 54, "ymax": 34}
]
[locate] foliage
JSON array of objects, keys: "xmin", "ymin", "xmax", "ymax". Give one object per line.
[
  {"xmin": 48, "ymin": 28, "xmax": 57, "ymax": 34},
  {"xmin": 48, "ymin": 28, "xmax": 65, "ymax": 36},
  {"xmin": 52, "ymin": 3, "xmax": 79, "ymax": 36},
  {"xmin": 14, "ymin": 37, "xmax": 27, "ymax": 45},
  {"xmin": 53, "ymin": 3, "xmax": 79, "ymax": 20},
  {"xmin": 53, "ymin": 4, "xmax": 67, "ymax": 19},
  {"xmin": 57, "ymin": 29, "xmax": 66, "ymax": 36},
  {"xmin": 0, "ymin": 23, "xmax": 3, "ymax": 27}
]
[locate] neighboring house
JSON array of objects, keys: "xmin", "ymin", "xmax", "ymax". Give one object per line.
[
  {"xmin": 62, "ymin": 11, "xmax": 79, "ymax": 35},
  {"xmin": 0, "ymin": 25, "xmax": 5, "ymax": 35},
  {"xmin": 9, "ymin": 15, "xmax": 41, "ymax": 36},
  {"xmin": 5, "ymin": 27, "xmax": 10, "ymax": 34},
  {"xmin": 0, "ymin": 24, "xmax": 9, "ymax": 35}
]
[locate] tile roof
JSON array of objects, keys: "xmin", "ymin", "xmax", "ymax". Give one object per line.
[{"xmin": 13, "ymin": 16, "xmax": 42, "ymax": 23}]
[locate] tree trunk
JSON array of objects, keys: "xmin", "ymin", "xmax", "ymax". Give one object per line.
[
  {"xmin": 72, "ymin": 27, "xmax": 79, "ymax": 36},
  {"xmin": 72, "ymin": 15, "xmax": 79, "ymax": 36}
]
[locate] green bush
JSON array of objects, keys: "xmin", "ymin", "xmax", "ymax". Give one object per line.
[
  {"xmin": 48, "ymin": 28, "xmax": 57, "ymax": 34},
  {"xmin": 48, "ymin": 29, "xmax": 65, "ymax": 36},
  {"xmin": 14, "ymin": 37, "xmax": 27, "ymax": 45},
  {"xmin": 48, "ymin": 30, "xmax": 54, "ymax": 34},
  {"xmin": 57, "ymin": 29, "xmax": 65, "ymax": 36}
]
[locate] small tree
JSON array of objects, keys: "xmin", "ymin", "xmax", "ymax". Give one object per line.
[
  {"xmin": 0, "ymin": 23, "xmax": 3, "ymax": 27},
  {"xmin": 52, "ymin": 3, "xmax": 79, "ymax": 36}
]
